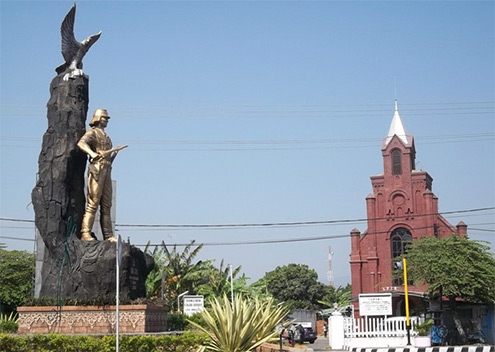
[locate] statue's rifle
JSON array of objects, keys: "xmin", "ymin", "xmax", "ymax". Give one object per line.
[{"xmin": 91, "ymin": 145, "xmax": 128, "ymax": 163}]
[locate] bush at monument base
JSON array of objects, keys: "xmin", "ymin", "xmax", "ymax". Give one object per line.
[{"xmin": 0, "ymin": 332, "xmax": 208, "ymax": 352}]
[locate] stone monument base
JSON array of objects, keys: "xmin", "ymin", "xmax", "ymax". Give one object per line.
[{"xmin": 17, "ymin": 305, "xmax": 167, "ymax": 334}]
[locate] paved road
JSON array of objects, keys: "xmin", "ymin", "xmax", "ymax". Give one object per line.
[{"xmin": 309, "ymin": 336, "xmax": 331, "ymax": 351}]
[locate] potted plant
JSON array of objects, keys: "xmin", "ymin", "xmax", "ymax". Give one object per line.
[{"xmin": 413, "ymin": 319, "xmax": 433, "ymax": 347}]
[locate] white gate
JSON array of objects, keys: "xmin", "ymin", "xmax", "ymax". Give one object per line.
[{"xmin": 343, "ymin": 316, "xmax": 419, "ymax": 349}]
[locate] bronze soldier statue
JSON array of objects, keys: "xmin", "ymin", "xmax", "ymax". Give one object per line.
[{"xmin": 77, "ymin": 109, "xmax": 126, "ymax": 242}]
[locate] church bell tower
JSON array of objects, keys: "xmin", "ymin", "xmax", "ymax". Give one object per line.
[{"xmin": 349, "ymin": 101, "xmax": 466, "ymax": 317}]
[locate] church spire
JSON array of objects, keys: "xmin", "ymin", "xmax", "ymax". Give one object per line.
[{"xmin": 385, "ymin": 100, "xmax": 408, "ymax": 145}]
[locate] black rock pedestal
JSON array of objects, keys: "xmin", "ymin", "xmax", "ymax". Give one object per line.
[
  {"xmin": 32, "ymin": 74, "xmax": 153, "ymax": 301},
  {"xmin": 32, "ymin": 74, "xmax": 88, "ymax": 252},
  {"xmin": 39, "ymin": 240, "xmax": 154, "ymax": 301}
]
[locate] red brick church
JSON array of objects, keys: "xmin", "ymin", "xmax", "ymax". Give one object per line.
[{"xmin": 349, "ymin": 101, "xmax": 467, "ymax": 317}]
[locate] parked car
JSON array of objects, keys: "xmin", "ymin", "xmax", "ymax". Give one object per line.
[
  {"xmin": 289, "ymin": 322, "xmax": 316, "ymax": 344},
  {"xmin": 303, "ymin": 327, "xmax": 317, "ymax": 344},
  {"xmin": 290, "ymin": 324, "xmax": 305, "ymax": 344}
]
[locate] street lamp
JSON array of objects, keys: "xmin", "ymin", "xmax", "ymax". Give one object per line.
[{"xmin": 177, "ymin": 291, "xmax": 189, "ymax": 313}]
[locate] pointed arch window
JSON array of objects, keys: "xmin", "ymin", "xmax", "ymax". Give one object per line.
[
  {"xmin": 391, "ymin": 149, "xmax": 402, "ymax": 175},
  {"xmin": 391, "ymin": 227, "xmax": 412, "ymax": 286}
]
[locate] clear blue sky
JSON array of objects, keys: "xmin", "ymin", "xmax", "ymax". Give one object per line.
[{"xmin": 1, "ymin": 1, "xmax": 494, "ymax": 287}]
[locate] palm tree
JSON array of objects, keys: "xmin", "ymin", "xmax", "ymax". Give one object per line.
[
  {"xmin": 144, "ymin": 243, "xmax": 166, "ymax": 298},
  {"xmin": 145, "ymin": 240, "xmax": 209, "ymax": 310},
  {"xmin": 318, "ymin": 284, "xmax": 352, "ymax": 309},
  {"xmin": 197, "ymin": 260, "xmax": 243, "ymax": 297}
]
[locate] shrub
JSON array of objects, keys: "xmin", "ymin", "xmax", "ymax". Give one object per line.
[
  {"xmin": 415, "ymin": 318, "xmax": 433, "ymax": 336},
  {"xmin": 167, "ymin": 312, "xmax": 205, "ymax": 331},
  {"xmin": 0, "ymin": 334, "xmax": 27, "ymax": 351},
  {"xmin": 186, "ymin": 312, "xmax": 206, "ymax": 329},
  {"xmin": 0, "ymin": 312, "xmax": 18, "ymax": 333},
  {"xmin": 0, "ymin": 332, "xmax": 208, "ymax": 352},
  {"xmin": 167, "ymin": 312, "xmax": 188, "ymax": 331}
]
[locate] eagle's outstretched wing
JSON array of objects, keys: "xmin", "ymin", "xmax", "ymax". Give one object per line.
[
  {"xmin": 60, "ymin": 4, "xmax": 79, "ymax": 65},
  {"xmin": 56, "ymin": 3, "xmax": 101, "ymax": 76}
]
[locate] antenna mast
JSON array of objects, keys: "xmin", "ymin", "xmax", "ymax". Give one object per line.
[{"xmin": 327, "ymin": 246, "xmax": 334, "ymax": 287}]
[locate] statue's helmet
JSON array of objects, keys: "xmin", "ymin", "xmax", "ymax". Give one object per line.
[{"xmin": 89, "ymin": 109, "xmax": 110, "ymax": 127}]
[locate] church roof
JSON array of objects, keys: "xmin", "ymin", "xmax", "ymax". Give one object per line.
[{"xmin": 385, "ymin": 100, "xmax": 408, "ymax": 145}]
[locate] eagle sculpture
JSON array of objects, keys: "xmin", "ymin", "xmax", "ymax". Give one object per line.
[{"xmin": 56, "ymin": 4, "xmax": 102, "ymax": 80}]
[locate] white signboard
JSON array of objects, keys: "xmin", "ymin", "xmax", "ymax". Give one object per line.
[
  {"xmin": 183, "ymin": 295, "xmax": 204, "ymax": 316},
  {"xmin": 358, "ymin": 293, "xmax": 392, "ymax": 316}
]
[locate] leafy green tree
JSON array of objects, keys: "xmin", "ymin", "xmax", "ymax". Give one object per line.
[
  {"xmin": 189, "ymin": 294, "xmax": 290, "ymax": 352},
  {"xmin": 402, "ymin": 235, "xmax": 495, "ymax": 342},
  {"xmin": 256, "ymin": 263, "xmax": 329, "ymax": 310},
  {"xmin": 0, "ymin": 249, "xmax": 35, "ymax": 313}
]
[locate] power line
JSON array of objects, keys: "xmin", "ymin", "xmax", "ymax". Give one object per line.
[
  {"xmin": 0, "ymin": 218, "xmax": 35, "ymax": 223},
  {"xmin": 1, "ymin": 132, "xmax": 493, "ymax": 146},
  {"xmin": 0, "ymin": 226, "xmax": 464, "ymax": 247},
  {"xmin": 2, "ymin": 101, "xmax": 493, "ymax": 117},
  {"xmin": 134, "ymin": 233, "xmax": 350, "ymax": 247},
  {"xmin": 1, "ymin": 207, "xmax": 493, "ymax": 229},
  {"xmin": 4, "ymin": 217, "xmax": 493, "ymax": 233},
  {"xmin": 110, "ymin": 207, "xmax": 495, "ymax": 229},
  {"xmin": 0, "ymin": 226, "xmax": 33, "ymax": 230},
  {"xmin": 0, "ymin": 235, "xmax": 34, "ymax": 242},
  {"xmin": 2, "ymin": 217, "xmax": 494, "ymax": 247},
  {"xmin": 469, "ymin": 228, "xmax": 495, "ymax": 233},
  {"xmin": 2, "ymin": 133, "xmax": 493, "ymax": 154},
  {"xmin": 131, "ymin": 222, "xmax": 495, "ymax": 248}
]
